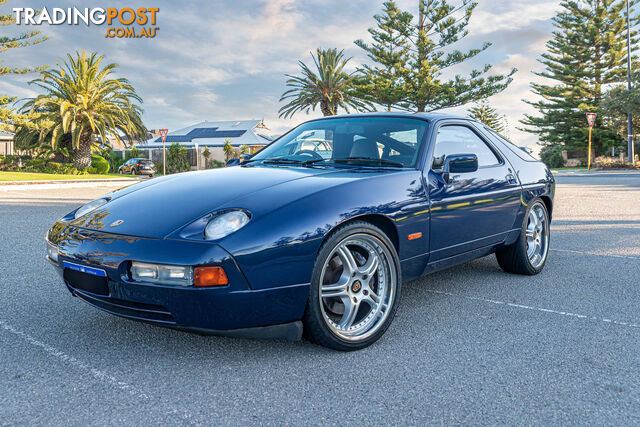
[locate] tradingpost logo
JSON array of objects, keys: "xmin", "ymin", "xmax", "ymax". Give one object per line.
[{"xmin": 12, "ymin": 7, "xmax": 160, "ymax": 39}]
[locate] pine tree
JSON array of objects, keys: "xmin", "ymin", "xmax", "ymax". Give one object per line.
[
  {"xmin": 0, "ymin": 1, "xmax": 48, "ymax": 130},
  {"xmin": 521, "ymin": 0, "xmax": 638, "ymax": 155},
  {"xmin": 356, "ymin": 0, "xmax": 516, "ymax": 112},
  {"xmin": 468, "ymin": 99, "xmax": 506, "ymax": 132},
  {"xmin": 354, "ymin": 1, "xmax": 412, "ymax": 111}
]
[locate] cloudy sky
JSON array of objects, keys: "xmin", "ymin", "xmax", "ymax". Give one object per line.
[{"xmin": 3, "ymin": 0, "xmax": 561, "ymax": 148}]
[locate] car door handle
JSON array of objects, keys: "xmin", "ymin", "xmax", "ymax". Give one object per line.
[{"xmin": 505, "ymin": 174, "xmax": 517, "ymax": 184}]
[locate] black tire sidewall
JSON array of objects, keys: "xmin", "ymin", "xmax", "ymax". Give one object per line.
[{"xmin": 304, "ymin": 221, "xmax": 402, "ymax": 351}]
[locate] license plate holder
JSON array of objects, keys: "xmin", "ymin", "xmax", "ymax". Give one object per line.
[{"xmin": 63, "ymin": 261, "xmax": 109, "ymax": 296}]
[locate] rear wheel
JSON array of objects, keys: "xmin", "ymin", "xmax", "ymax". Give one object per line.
[
  {"xmin": 303, "ymin": 221, "xmax": 401, "ymax": 351},
  {"xmin": 496, "ymin": 199, "xmax": 550, "ymax": 275}
]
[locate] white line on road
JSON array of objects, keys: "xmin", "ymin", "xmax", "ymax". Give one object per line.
[
  {"xmin": 425, "ymin": 290, "xmax": 640, "ymax": 330},
  {"xmin": 0, "ymin": 319, "xmax": 194, "ymax": 423},
  {"xmin": 551, "ymin": 248, "xmax": 640, "ymax": 260}
]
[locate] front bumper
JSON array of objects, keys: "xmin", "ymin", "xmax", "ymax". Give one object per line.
[{"xmin": 46, "ymin": 222, "xmax": 308, "ymax": 339}]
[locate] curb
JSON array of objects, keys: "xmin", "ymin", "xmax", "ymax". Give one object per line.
[
  {"xmin": 0, "ymin": 179, "xmax": 142, "ymax": 192},
  {"xmin": 552, "ymin": 169, "xmax": 640, "ymax": 176}
]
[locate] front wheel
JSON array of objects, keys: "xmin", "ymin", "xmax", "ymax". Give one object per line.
[
  {"xmin": 303, "ymin": 221, "xmax": 401, "ymax": 351},
  {"xmin": 496, "ymin": 199, "xmax": 550, "ymax": 275}
]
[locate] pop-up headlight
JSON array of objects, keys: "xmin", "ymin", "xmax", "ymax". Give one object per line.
[
  {"xmin": 75, "ymin": 198, "xmax": 109, "ymax": 219},
  {"xmin": 204, "ymin": 210, "xmax": 250, "ymax": 240}
]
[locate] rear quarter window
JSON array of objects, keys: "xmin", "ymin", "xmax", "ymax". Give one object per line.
[{"xmin": 482, "ymin": 126, "xmax": 539, "ymax": 162}]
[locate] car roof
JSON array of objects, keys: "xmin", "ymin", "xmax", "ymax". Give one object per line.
[{"xmin": 304, "ymin": 111, "xmax": 471, "ymax": 123}]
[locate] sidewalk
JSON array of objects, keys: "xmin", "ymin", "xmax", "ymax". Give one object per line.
[
  {"xmin": 0, "ymin": 177, "xmax": 143, "ymax": 191},
  {"xmin": 552, "ymin": 169, "xmax": 640, "ymax": 177}
]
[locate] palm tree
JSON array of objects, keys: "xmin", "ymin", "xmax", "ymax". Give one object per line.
[
  {"xmin": 279, "ymin": 48, "xmax": 369, "ymax": 118},
  {"xmin": 20, "ymin": 50, "xmax": 146, "ymax": 169},
  {"xmin": 223, "ymin": 139, "xmax": 234, "ymax": 161}
]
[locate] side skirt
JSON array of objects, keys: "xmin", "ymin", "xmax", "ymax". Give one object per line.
[{"xmin": 423, "ymin": 244, "xmax": 499, "ymax": 275}]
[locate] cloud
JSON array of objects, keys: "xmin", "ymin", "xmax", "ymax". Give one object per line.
[
  {"xmin": 469, "ymin": 1, "xmax": 561, "ymax": 35},
  {"xmin": 1, "ymin": 0, "xmax": 561, "ymax": 146}
]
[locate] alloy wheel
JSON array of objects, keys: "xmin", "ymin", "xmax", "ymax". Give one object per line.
[
  {"xmin": 318, "ymin": 234, "xmax": 396, "ymax": 342},
  {"xmin": 526, "ymin": 203, "xmax": 549, "ymax": 268}
]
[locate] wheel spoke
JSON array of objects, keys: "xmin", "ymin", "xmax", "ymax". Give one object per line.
[
  {"xmin": 526, "ymin": 230, "xmax": 535, "ymax": 238},
  {"xmin": 337, "ymin": 245, "xmax": 357, "ymax": 278},
  {"xmin": 321, "ymin": 281, "xmax": 348, "ymax": 298},
  {"xmin": 339, "ymin": 298, "xmax": 360, "ymax": 329},
  {"xmin": 529, "ymin": 211, "xmax": 539, "ymax": 229},
  {"xmin": 363, "ymin": 290, "xmax": 380, "ymax": 309},
  {"xmin": 359, "ymin": 250, "xmax": 379, "ymax": 277}
]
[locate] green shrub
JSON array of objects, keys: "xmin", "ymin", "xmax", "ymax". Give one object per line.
[
  {"xmin": 593, "ymin": 156, "xmax": 640, "ymax": 169},
  {"xmin": 125, "ymin": 147, "xmax": 140, "ymax": 161},
  {"xmin": 539, "ymin": 145, "xmax": 565, "ymax": 169},
  {"xmin": 167, "ymin": 143, "xmax": 189, "ymax": 174},
  {"xmin": 108, "ymin": 151, "xmax": 124, "ymax": 171},
  {"xmin": 91, "ymin": 154, "xmax": 110, "ymax": 174},
  {"xmin": 209, "ymin": 160, "xmax": 225, "ymax": 169},
  {"xmin": 85, "ymin": 167, "xmax": 98, "ymax": 174}
]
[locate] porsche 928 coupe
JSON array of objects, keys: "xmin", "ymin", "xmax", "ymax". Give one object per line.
[{"xmin": 46, "ymin": 113, "xmax": 555, "ymax": 351}]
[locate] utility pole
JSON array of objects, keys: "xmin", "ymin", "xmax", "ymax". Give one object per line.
[{"xmin": 626, "ymin": 0, "xmax": 635, "ymax": 163}]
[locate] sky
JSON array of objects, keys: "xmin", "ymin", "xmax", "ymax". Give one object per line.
[{"xmin": 2, "ymin": 0, "xmax": 562, "ymax": 149}]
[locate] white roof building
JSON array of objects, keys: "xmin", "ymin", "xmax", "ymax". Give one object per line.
[{"xmin": 137, "ymin": 120, "xmax": 272, "ymax": 148}]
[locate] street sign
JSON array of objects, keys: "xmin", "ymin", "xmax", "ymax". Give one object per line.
[
  {"xmin": 159, "ymin": 129, "xmax": 168, "ymax": 175},
  {"xmin": 585, "ymin": 114, "xmax": 597, "ymax": 170},
  {"xmin": 159, "ymin": 129, "xmax": 168, "ymax": 143}
]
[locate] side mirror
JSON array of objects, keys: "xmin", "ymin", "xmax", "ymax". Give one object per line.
[{"xmin": 443, "ymin": 154, "xmax": 478, "ymax": 183}]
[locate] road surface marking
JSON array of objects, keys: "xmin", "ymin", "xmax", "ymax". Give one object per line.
[
  {"xmin": 551, "ymin": 248, "xmax": 639, "ymax": 260},
  {"xmin": 425, "ymin": 290, "xmax": 640, "ymax": 330},
  {"xmin": 0, "ymin": 319, "xmax": 194, "ymax": 423}
]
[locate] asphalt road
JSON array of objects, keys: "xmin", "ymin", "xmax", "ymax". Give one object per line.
[{"xmin": 1, "ymin": 172, "xmax": 639, "ymax": 425}]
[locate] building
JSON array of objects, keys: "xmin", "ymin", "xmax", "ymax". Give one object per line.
[
  {"xmin": 0, "ymin": 130, "xmax": 15, "ymax": 155},
  {"xmin": 136, "ymin": 120, "xmax": 272, "ymax": 168}
]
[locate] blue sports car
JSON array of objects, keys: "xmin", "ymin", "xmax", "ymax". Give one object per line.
[{"xmin": 46, "ymin": 113, "xmax": 554, "ymax": 350}]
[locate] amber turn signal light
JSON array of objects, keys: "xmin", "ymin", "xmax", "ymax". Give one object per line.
[
  {"xmin": 194, "ymin": 266, "xmax": 229, "ymax": 287},
  {"xmin": 407, "ymin": 232, "xmax": 423, "ymax": 241}
]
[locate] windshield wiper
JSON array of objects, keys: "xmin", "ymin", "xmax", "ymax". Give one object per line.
[
  {"xmin": 331, "ymin": 157, "xmax": 405, "ymax": 168},
  {"xmin": 256, "ymin": 157, "xmax": 304, "ymax": 165}
]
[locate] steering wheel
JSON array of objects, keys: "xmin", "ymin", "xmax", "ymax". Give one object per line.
[{"xmin": 294, "ymin": 150, "xmax": 324, "ymax": 161}]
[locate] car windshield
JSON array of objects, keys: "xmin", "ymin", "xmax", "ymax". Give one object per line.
[{"xmin": 250, "ymin": 117, "xmax": 429, "ymax": 168}]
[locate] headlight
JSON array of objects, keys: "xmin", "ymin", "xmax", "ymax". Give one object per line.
[
  {"xmin": 130, "ymin": 262, "xmax": 193, "ymax": 286},
  {"xmin": 204, "ymin": 210, "xmax": 250, "ymax": 240},
  {"xmin": 75, "ymin": 198, "xmax": 109, "ymax": 219},
  {"xmin": 46, "ymin": 240, "xmax": 59, "ymax": 263}
]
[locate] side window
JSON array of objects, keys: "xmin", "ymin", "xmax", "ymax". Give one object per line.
[{"xmin": 432, "ymin": 125, "xmax": 501, "ymax": 170}]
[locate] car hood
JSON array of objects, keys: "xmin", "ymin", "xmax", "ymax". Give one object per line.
[{"xmin": 69, "ymin": 166, "xmax": 349, "ymax": 238}]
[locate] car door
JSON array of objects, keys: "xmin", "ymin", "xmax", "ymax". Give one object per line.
[{"xmin": 426, "ymin": 121, "xmax": 521, "ymax": 261}]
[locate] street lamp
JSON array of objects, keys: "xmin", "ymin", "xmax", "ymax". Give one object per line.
[{"xmin": 626, "ymin": 0, "xmax": 635, "ymax": 163}]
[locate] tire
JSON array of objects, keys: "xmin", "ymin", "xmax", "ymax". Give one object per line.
[
  {"xmin": 303, "ymin": 221, "xmax": 401, "ymax": 351},
  {"xmin": 496, "ymin": 199, "xmax": 550, "ymax": 275}
]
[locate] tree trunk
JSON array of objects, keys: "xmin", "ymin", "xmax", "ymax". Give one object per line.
[
  {"xmin": 73, "ymin": 130, "xmax": 93, "ymax": 170},
  {"xmin": 320, "ymin": 99, "xmax": 334, "ymax": 116}
]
